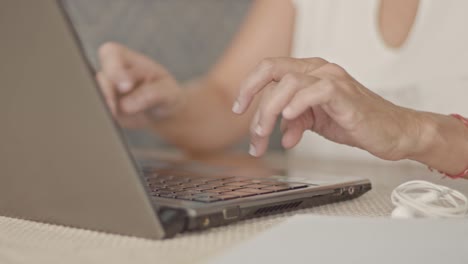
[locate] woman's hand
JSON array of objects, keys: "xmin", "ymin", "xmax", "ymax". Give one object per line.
[
  {"xmin": 232, "ymin": 57, "xmax": 424, "ymax": 161},
  {"xmin": 96, "ymin": 42, "xmax": 186, "ymax": 128}
]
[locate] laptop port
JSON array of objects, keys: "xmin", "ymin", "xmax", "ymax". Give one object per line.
[{"xmin": 223, "ymin": 206, "xmax": 240, "ymax": 220}]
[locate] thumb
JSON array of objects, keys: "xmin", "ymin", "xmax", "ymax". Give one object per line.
[{"xmin": 281, "ymin": 112, "xmax": 314, "ymax": 149}]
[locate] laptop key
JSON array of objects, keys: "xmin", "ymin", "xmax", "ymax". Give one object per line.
[
  {"xmin": 188, "ymin": 179, "xmax": 209, "ymax": 186},
  {"xmin": 213, "ymin": 186, "xmax": 234, "ymax": 192},
  {"xmin": 173, "ymin": 190, "xmax": 192, "ymax": 195},
  {"xmin": 164, "ymin": 180, "xmax": 185, "ymax": 186},
  {"xmin": 183, "ymin": 186, "xmax": 213, "ymax": 192},
  {"xmin": 148, "ymin": 184, "xmax": 165, "ymax": 190},
  {"xmin": 198, "ymin": 183, "xmax": 219, "ymax": 189},
  {"xmin": 203, "ymin": 178, "xmax": 226, "ymax": 183},
  {"xmin": 166, "ymin": 187, "xmax": 183, "ymax": 192},
  {"xmin": 223, "ymin": 181, "xmax": 251, "ymax": 187},
  {"xmin": 159, "ymin": 192, "xmax": 177, "ymax": 198},
  {"xmin": 186, "ymin": 190, "xmax": 204, "ymax": 195},
  {"xmin": 158, "ymin": 190, "xmax": 176, "ymax": 195},
  {"xmin": 220, "ymin": 177, "xmax": 241, "ymax": 184},
  {"xmin": 242, "ymin": 183, "xmax": 276, "ymax": 189}
]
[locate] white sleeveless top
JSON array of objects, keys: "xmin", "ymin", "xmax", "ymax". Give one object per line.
[{"xmin": 289, "ymin": 0, "xmax": 468, "ymax": 162}]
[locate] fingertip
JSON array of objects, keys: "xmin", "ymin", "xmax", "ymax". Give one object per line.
[
  {"xmin": 248, "ymin": 144, "xmax": 258, "ymax": 157},
  {"xmin": 281, "ymin": 127, "xmax": 303, "ymax": 149},
  {"xmin": 232, "ymin": 100, "xmax": 242, "ymax": 114},
  {"xmin": 281, "ymin": 136, "xmax": 296, "ymax": 149},
  {"xmin": 117, "ymin": 81, "xmax": 133, "ymax": 93},
  {"xmin": 282, "ymin": 106, "xmax": 295, "ymax": 119}
]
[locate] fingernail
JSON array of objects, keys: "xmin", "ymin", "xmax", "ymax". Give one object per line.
[
  {"xmin": 117, "ymin": 81, "xmax": 133, "ymax": 93},
  {"xmin": 232, "ymin": 100, "xmax": 241, "ymax": 114},
  {"xmin": 249, "ymin": 144, "xmax": 257, "ymax": 157},
  {"xmin": 254, "ymin": 124, "xmax": 263, "ymax": 136}
]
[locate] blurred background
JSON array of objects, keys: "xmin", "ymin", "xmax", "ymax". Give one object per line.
[{"xmin": 62, "ymin": 0, "xmax": 283, "ymax": 152}]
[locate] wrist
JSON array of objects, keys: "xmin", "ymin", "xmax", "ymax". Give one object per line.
[
  {"xmin": 385, "ymin": 109, "xmax": 432, "ymax": 162},
  {"xmin": 405, "ymin": 112, "xmax": 468, "ymax": 176},
  {"xmin": 403, "ymin": 111, "xmax": 440, "ymax": 161}
]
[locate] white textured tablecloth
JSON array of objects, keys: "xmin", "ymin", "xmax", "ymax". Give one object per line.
[{"xmin": 1, "ymin": 157, "xmax": 466, "ymax": 264}]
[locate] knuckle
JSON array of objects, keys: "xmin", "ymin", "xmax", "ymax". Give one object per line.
[
  {"xmin": 336, "ymin": 80, "xmax": 355, "ymax": 93},
  {"xmin": 258, "ymin": 58, "xmax": 276, "ymax": 71},
  {"xmin": 309, "ymin": 57, "xmax": 328, "ymax": 65},
  {"xmin": 257, "ymin": 58, "xmax": 277, "ymax": 78},
  {"xmin": 324, "ymin": 63, "xmax": 348, "ymax": 77},
  {"xmin": 282, "ymin": 73, "xmax": 299, "ymax": 86},
  {"xmin": 303, "ymin": 57, "xmax": 328, "ymax": 71}
]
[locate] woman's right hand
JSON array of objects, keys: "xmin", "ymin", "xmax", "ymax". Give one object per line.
[{"xmin": 96, "ymin": 42, "xmax": 186, "ymax": 129}]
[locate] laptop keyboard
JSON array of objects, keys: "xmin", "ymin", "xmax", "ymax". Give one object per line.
[{"xmin": 143, "ymin": 171, "xmax": 308, "ymax": 203}]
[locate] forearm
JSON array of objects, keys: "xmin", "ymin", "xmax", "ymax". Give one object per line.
[
  {"xmin": 142, "ymin": 0, "xmax": 295, "ymax": 155},
  {"xmin": 408, "ymin": 112, "xmax": 468, "ymax": 178},
  {"xmin": 150, "ymin": 78, "xmax": 252, "ymax": 154}
]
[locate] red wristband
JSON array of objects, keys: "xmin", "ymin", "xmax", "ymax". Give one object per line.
[
  {"xmin": 441, "ymin": 114, "xmax": 468, "ymax": 179},
  {"xmin": 451, "ymin": 114, "xmax": 468, "ymax": 127}
]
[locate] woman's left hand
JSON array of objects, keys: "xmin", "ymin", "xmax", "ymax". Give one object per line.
[{"xmin": 232, "ymin": 57, "xmax": 425, "ymax": 160}]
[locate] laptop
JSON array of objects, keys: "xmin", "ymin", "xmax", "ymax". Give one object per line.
[{"xmin": 0, "ymin": 0, "xmax": 371, "ymax": 239}]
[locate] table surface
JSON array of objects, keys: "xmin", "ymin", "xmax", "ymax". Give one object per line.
[{"xmin": 1, "ymin": 150, "xmax": 467, "ymax": 264}]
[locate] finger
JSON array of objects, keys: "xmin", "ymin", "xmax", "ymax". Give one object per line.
[
  {"xmin": 282, "ymin": 79, "xmax": 337, "ymax": 120},
  {"xmin": 96, "ymin": 72, "xmax": 117, "ymax": 115},
  {"xmin": 281, "ymin": 119, "xmax": 304, "ymax": 149},
  {"xmin": 248, "ymin": 82, "xmax": 278, "ymax": 157},
  {"xmin": 249, "ymin": 111, "xmax": 269, "ymax": 157},
  {"xmin": 119, "ymin": 78, "xmax": 174, "ymax": 115},
  {"xmin": 233, "ymin": 57, "xmax": 328, "ymax": 114},
  {"xmin": 98, "ymin": 42, "xmax": 169, "ymax": 93},
  {"xmin": 281, "ymin": 112, "xmax": 314, "ymax": 149},
  {"xmin": 253, "ymin": 73, "xmax": 320, "ymax": 137}
]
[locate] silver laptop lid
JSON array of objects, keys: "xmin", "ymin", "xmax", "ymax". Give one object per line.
[{"xmin": 0, "ymin": 0, "xmax": 165, "ymax": 239}]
